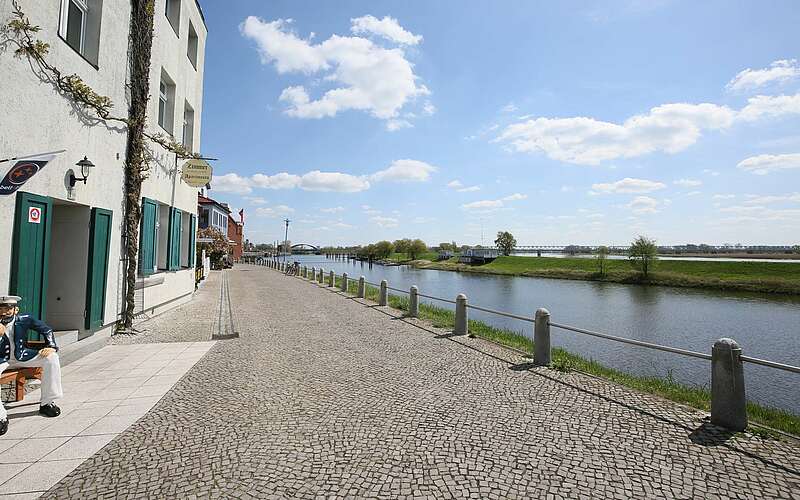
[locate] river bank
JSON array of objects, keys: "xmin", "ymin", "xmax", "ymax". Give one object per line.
[
  {"xmin": 331, "ymin": 274, "xmax": 799, "ymax": 438},
  {"xmin": 399, "ymin": 255, "xmax": 800, "ymax": 295}
]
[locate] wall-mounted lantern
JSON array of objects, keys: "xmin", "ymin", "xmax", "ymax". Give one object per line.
[{"xmin": 69, "ymin": 156, "xmax": 95, "ymax": 187}]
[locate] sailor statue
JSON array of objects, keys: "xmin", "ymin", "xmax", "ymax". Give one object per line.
[{"xmin": 0, "ymin": 295, "xmax": 63, "ymax": 436}]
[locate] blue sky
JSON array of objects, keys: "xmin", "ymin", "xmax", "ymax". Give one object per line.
[{"xmin": 198, "ymin": 0, "xmax": 800, "ymax": 247}]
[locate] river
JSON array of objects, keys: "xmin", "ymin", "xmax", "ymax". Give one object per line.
[{"xmin": 286, "ymin": 255, "xmax": 800, "ymax": 415}]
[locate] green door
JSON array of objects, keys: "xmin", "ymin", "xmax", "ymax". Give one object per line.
[
  {"xmin": 10, "ymin": 192, "xmax": 53, "ymax": 320},
  {"xmin": 85, "ymin": 208, "xmax": 113, "ymax": 330}
]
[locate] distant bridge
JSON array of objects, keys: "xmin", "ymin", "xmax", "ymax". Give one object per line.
[{"xmin": 291, "ymin": 243, "xmax": 321, "ymax": 254}]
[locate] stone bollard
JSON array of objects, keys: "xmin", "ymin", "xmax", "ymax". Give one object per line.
[
  {"xmin": 328, "ymin": 270, "xmax": 335, "ymax": 287},
  {"xmin": 358, "ymin": 276, "xmax": 366, "ymax": 298},
  {"xmin": 318, "ymin": 268, "xmax": 324, "ymax": 284},
  {"xmin": 341, "ymin": 272, "xmax": 349, "ymax": 292},
  {"xmin": 534, "ymin": 308, "xmax": 551, "ymax": 366},
  {"xmin": 379, "ymin": 280, "xmax": 388, "ymax": 306},
  {"xmin": 711, "ymin": 338, "xmax": 747, "ymax": 431},
  {"xmin": 409, "ymin": 285, "xmax": 419, "ymax": 318},
  {"xmin": 311, "ymin": 267, "xmax": 316, "ymax": 280},
  {"xmin": 454, "ymin": 294, "xmax": 468, "ymax": 335}
]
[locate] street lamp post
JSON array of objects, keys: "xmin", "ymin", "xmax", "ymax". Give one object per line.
[{"xmin": 283, "ymin": 218, "xmax": 291, "ymax": 264}]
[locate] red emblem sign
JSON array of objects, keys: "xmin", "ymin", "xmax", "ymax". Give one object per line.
[{"xmin": 28, "ymin": 207, "xmax": 41, "ymax": 224}]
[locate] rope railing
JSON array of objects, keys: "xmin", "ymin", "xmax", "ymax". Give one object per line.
[
  {"xmin": 548, "ymin": 322, "xmax": 712, "ymax": 361},
  {"xmin": 259, "ymin": 259, "xmax": 799, "ymax": 431},
  {"xmin": 465, "ymin": 303, "xmax": 535, "ymax": 323}
]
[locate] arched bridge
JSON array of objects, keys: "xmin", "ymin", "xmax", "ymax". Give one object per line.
[{"xmin": 291, "ymin": 243, "xmax": 320, "ymax": 254}]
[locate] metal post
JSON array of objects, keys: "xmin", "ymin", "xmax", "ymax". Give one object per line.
[
  {"xmin": 534, "ymin": 308, "xmax": 551, "ymax": 366},
  {"xmin": 711, "ymin": 338, "xmax": 747, "ymax": 431},
  {"xmin": 379, "ymin": 280, "xmax": 388, "ymax": 306},
  {"xmin": 409, "ymin": 285, "xmax": 419, "ymax": 318},
  {"xmin": 328, "ymin": 270, "xmax": 335, "ymax": 287},
  {"xmin": 358, "ymin": 276, "xmax": 365, "ymax": 298},
  {"xmin": 341, "ymin": 272, "xmax": 349, "ymax": 292},
  {"xmin": 318, "ymin": 268, "xmax": 324, "ymax": 284},
  {"xmin": 454, "ymin": 294, "xmax": 468, "ymax": 335}
]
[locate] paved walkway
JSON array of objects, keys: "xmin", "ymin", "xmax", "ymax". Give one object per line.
[
  {"xmin": 0, "ymin": 342, "xmax": 214, "ymax": 497},
  {"xmin": 35, "ymin": 266, "xmax": 800, "ymax": 498}
]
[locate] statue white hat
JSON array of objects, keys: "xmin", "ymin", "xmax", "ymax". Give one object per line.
[{"xmin": 0, "ymin": 296, "xmax": 22, "ymax": 305}]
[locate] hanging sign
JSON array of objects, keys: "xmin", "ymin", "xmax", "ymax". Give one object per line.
[
  {"xmin": 181, "ymin": 159, "xmax": 213, "ymax": 188},
  {"xmin": 28, "ymin": 207, "xmax": 42, "ymax": 224},
  {"xmin": 0, "ymin": 154, "xmax": 57, "ymax": 196}
]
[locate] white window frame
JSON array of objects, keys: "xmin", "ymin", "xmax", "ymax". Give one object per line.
[
  {"xmin": 59, "ymin": 0, "xmax": 88, "ymax": 54},
  {"xmin": 158, "ymin": 81, "xmax": 168, "ymax": 129}
]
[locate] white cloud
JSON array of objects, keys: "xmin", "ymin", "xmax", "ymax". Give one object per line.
[
  {"xmin": 737, "ymin": 93, "xmax": 800, "ymax": 122},
  {"xmin": 462, "ymin": 200, "xmax": 504, "ymax": 210},
  {"xmin": 702, "ymin": 169, "xmax": 721, "ymax": 177},
  {"xmin": 447, "ymin": 179, "xmax": 480, "ymax": 192},
  {"xmin": 461, "ymin": 193, "xmax": 527, "ymax": 211},
  {"xmin": 501, "ymin": 103, "xmax": 518, "ymax": 113},
  {"xmin": 242, "ymin": 16, "xmax": 429, "ymax": 125},
  {"xmin": 743, "ymin": 193, "xmax": 800, "ymax": 205},
  {"xmin": 370, "ymin": 216, "xmax": 399, "ymax": 228},
  {"xmin": 298, "ymin": 171, "xmax": 370, "ymax": 192},
  {"xmin": 496, "ymin": 93, "xmax": 800, "ymax": 165},
  {"xmin": 371, "ymin": 159, "xmax": 437, "ymax": 182},
  {"xmin": 496, "ymin": 103, "xmax": 736, "ymax": 165},
  {"xmin": 386, "ymin": 119, "xmax": 413, "ymax": 131},
  {"xmin": 685, "ymin": 191, "xmax": 702, "ymax": 196},
  {"xmin": 590, "ymin": 177, "xmax": 666, "ymax": 194},
  {"xmin": 625, "ymin": 196, "xmax": 660, "ymax": 215},
  {"xmin": 673, "ymin": 178, "xmax": 702, "ymax": 187},
  {"xmin": 331, "ymin": 221, "xmax": 355, "ymax": 229},
  {"xmin": 422, "ymin": 102, "xmax": 436, "ymax": 116},
  {"xmin": 726, "ymin": 59, "xmax": 800, "ymax": 92},
  {"xmin": 713, "ymin": 194, "xmax": 736, "ymax": 200},
  {"xmin": 244, "ymin": 196, "xmax": 268, "ymax": 205},
  {"xmin": 719, "ymin": 205, "xmax": 800, "ymax": 222},
  {"xmin": 251, "ymin": 172, "xmax": 301, "ymax": 189},
  {"xmin": 255, "ymin": 205, "xmax": 295, "ymax": 218},
  {"xmin": 213, "ymin": 173, "xmax": 253, "ymax": 194},
  {"xmin": 321, "ymin": 206, "xmax": 345, "ymax": 213},
  {"xmin": 737, "ymin": 153, "xmax": 800, "ymax": 175},
  {"xmin": 350, "ymin": 15, "xmax": 422, "ymax": 45}
]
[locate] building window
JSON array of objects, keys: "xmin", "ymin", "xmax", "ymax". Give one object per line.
[
  {"xmin": 187, "ymin": 21, "xmax": 199, "ymax": 69},
  {"xmin": 182, "ymin": 102, "xmax": 195, "ymax": 152},
  {"xmin": 165, "ymin": 0, "xmax": 181, "ymax": 35},
  {"xmin": 58, "ymin": 0, "xmax": 103, "ymax": 66},
  {"xmin": 158, "ymin": 70, "xmax": 176, "ymax": 134}
]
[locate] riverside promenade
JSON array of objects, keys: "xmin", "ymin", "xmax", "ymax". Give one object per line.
[{"xmin": 35, "ymin": 265, "xmax": 800, "ymax": 498}]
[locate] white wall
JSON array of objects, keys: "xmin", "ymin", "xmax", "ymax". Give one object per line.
[{"xmin": 0, "ymin": 0, "xmax": 130, "ymax": 330}]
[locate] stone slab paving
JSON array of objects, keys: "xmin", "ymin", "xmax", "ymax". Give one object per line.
[
  {"xmin": 0, "ymin": 342, "xmax": 214, "ymax": 498},
  {"xmin": 42, "ymin": 265, "xmax": 800, "ymax": 499}
]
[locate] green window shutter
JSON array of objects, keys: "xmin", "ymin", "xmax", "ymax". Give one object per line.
[
  {"xmin": 168, "ymin": 208, "xmax": 182, "ymax": 271},
  {"xmin": 10, "ymin": 192, "xmax": 53, "ymax": 321},
  {"xmin": 139, "ymin": 198, "xmax": 157, "ymax": 276},
  {"xmin": 189, "ymin": 214, "xmax": 197, "ymax": 267},
  {"xmin": 86, "ymin": 208, "xmax": 113, "ymax": 330}
]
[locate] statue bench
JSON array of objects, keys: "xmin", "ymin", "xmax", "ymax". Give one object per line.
[{"xmin": 1, "ymin": 368, "xmax": 43, "ymax": 402}]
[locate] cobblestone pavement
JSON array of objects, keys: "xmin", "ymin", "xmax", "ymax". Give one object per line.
[{"xmin": 45, "ymin": 265, "xmax": 800, "ymax": 499}]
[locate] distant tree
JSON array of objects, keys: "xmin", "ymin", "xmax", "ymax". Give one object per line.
[
  {"xmin": 408, "ymin": 239, "xmax": 428, "ymax": 260},
  {"xmin": 460, "ymin": 245, "xmax": 470, "ymax": 253},
  {"xmin": 438, "ymin": 242, "xmax": 452, "ymax": 251},
  {"xmin": 564, "ymin": 245, "xmax": 579, "ymax": 256},
  {"xmin": 629, "ymin": 236, "xmax": 658, "ymax": 277},
  {"xmin": 793, "ymin": 245, "xmax": 800, "ymax": 254},
  {"xmin": 375, "ymin": 240, "xmax": 394, "ymax": 259},
  {"xmin": 595, "ymin": 246, "xmax": 610, "ymax": 276},
  {"xmin": 393, "ymin": 239, "xmax": 410, "ymax": 255},
  {"xmin": 494, "ymin": 231, "xmax": 517, "ymax": 256},
  {"xmin": 451, "ymin": 241, "xmax": 458, "ymax": 252}
]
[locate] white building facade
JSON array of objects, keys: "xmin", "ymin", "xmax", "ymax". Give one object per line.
[{"xmin": 0, "ymin": 0, "xmax": 207, "ymax": 350}]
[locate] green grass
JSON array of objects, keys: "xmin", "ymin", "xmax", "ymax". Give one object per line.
[
  {"xmin": 414, "ymin": 255, "xmax": 800, "ymax": 295},
  {"xmin": 319, "ymin": 271, "xmax": 799, "ymax": 437},
  {"xmin": 387, "ymin": 252, "xmax": 441, "ymax": 263}
]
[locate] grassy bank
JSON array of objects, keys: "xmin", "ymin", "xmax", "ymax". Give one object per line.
[
  {"xmin": 329, "ymin": 275, "xmax": 799, "ymax": 437},
  {"xmin": 411, "ymin": 255, "xmax": 800, "ymax": 295}
]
